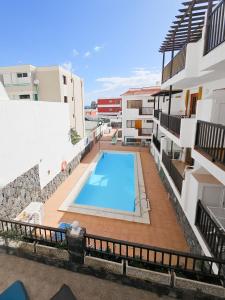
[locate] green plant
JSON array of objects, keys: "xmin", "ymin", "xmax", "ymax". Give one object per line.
[
  {"xmin": 69, "ymin": 129, "xmax": 80, "ymax": 145},
  {"xmin": 0, "ymin": 229, "xmax": 24, "ymax": 241}
]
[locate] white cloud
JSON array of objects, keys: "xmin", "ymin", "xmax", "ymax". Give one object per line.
[
  {"xmin": 61, "ymin": 61, "xmax": 73, "ymax": 72},
  {"xmin": 72, "ymin": 49, "xmax": 79, "ymax": 56},
  {"xmin": 84, "ymin": 51, "xmax": 91, "ymax": 58},
  {"xmin": 94, "ymin": 45, "xmax": 103, "ymax": 52},
  {"xmin": 86, "ymin": 68, "xmax": 161, "ymax": 101}
]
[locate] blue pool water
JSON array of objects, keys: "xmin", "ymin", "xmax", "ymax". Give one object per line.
[{"xmin": 74, "ymin": 152, "xmax": 135, "ymax": 212}]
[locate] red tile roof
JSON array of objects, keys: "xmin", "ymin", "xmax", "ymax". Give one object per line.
[{"xmin": 121, "ymin": 86, "xmax": 160, "ymax": 96}]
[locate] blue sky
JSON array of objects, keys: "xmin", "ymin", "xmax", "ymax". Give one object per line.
[{"xmin": 0, "ymin": 0, "xmax": 182, "ymax": 104}]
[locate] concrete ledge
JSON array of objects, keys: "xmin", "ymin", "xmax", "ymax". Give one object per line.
[
  {"xmin": 174, "ymin": 274, "xmax": 225, "ymax": 298},
  {"xmin": 36, "ymin": 244, "xmax": 69, "ymax": 261},
  {"xmin": 126, "ymin": 263, "xmax": 171, "ymax": 286},
  {"xmin": 84, "ymin": 255, "xmax": 123, "ymax": 275}
]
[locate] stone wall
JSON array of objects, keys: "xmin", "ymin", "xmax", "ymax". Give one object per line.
[
  {"xmin": 159, "ymin": 167, "xmax": 202, "ymax": 255},
  {"xmin": 41, "ymin": 153, "xmax": 81, "ymax": 201},
  {"xmin": 0, "ymin": 151, "xmax": 83, "ymax": 219},
  {"xmin": 0, "ymin": 165, "xmax": 42, "ymax": 219}
]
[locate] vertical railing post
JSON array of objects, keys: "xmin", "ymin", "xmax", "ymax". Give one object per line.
[
  {"xmin": 204, "ymin": 0, "xmax": 213, "ymax": 55},
  {"xmin": 168, "ymin": 85, "xmax": 172, "ymax": 115},
  {"xmin": 161, "ymin": 52, "xmax": 165, "ymax": 83},
  {"xmin": 67, "ymin": 227, "xmax": 86, "ymax": 264}
]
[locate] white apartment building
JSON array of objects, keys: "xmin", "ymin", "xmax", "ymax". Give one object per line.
[
  {"xmin": 0, "ymin": 65, "xmax": 85, "ymax": 138},
  {"xmin": 151, "ymin": 0, "xmax": 225, "ymax": 261},
  {"xmin": 122, "ymin": 87, "xmax": 160, "ymax": 144}
]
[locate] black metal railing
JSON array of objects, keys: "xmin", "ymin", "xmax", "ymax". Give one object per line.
[
  {"xmin": 85, "ymin": 233, "xmax": 225, "ymax": 286},
  {"xmin": 139, "ymin": 107, "xmax": 154, "ymax": 115},
  {"xmin": 195, "ymin": 200, "xmax": 225, "ymax": 260},
  {"xmin": 154, "ymin": 109, "xmax": 161, "ymax": 120},
  {"xmin": 195, "ymin": 120, "xmax": 225, "ymax": 167},
  {"xmin": 152, "ymin": 135, "xmax": 161, "ymax": 153},
  {"xmin": 160, "ymin": 113, "xmax": 188, "ymax": 137},
  {"xmin": 0, "ymin": 219, "xmax": 68, "ymax": 248},
  {"xmin": 138, "ymin": 128, "xmax": 153, "ymax": 136},
  {"xmin": 162, "ymin": 46, "xmax": 186, "ymax": 83},
  {"xmin": 162, "ymin": 151, "xmax": 184, "ymax": 194},
  {"xmin": 205, "ymin": 0, "xmax": 225, "ymax": 54}
]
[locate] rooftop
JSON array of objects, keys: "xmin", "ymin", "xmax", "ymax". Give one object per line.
[
  {"xmin": 0, "ymin": 253, "xmax": 173, "ymax": 300},
  {"xmin": 121, "ymin": 86, "xmax": 161, "ymax": 96}
]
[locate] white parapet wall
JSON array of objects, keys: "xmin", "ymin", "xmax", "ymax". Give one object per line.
[{"xmin": 0, "ymin": 101, "xmax": 98, "ymax": 189}]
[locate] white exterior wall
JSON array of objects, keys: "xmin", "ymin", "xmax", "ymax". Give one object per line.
[
  {"xmin": 0, "ymin": 82, "xmax": 9, "ymax": 101},
  {"xmin": 0, "ymin": 101, "xmax": 90, "ymax": 189}
]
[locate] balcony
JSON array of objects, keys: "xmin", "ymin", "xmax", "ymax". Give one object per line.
[
  {"xmin": 138, "ymin": 128, "xmax": 153, "ymax": 136},
  {"xmin": 162, "ymin": 46, "xmax": 186, "ymax": 83},
  {"xmin": 152, "ymin": 135, "xmax": 160, "ymax": 153},
  {"xmin": 139, "ymin": 107, "xmax": 154, "ymax": 115},
  {"xmin": 195, "ymin": 120, "xmax": 225, "ymax": 168},
  {"xmin": 153, "ymin": 109, "xmax": 161, "ymax": 120},
  {"xmin": 162, "ymin": 150, "xmax": 184, "ymax": 194},
  {"xmin": 205, "ymin": 0, "xmax": 225, "ymax": 55},
  {"xmin": 160, "ymin": 113, "xmax": 187, "ymax": 137},
  {"xmin": 195, "ymin": 200, "xmax": 225, "ymax": 260}
]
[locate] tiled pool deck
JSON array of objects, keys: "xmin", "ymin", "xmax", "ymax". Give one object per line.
[{"xmin": 43, "ymin": 138, "xmax": 189, "ymax": 252}]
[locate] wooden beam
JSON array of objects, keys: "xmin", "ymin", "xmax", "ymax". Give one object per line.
[
  {"xmin": 175, "ymin": 11, "xmax": 206, "ymax": 18},
  {"xmin": 179, "ymin": 5, "xmax": 209, "ymax": 12},
  {"xmin": 170, "ymin": 21, "xmax": 204, "ymax": 28},
  {"xmin": 173, "ymin": 16, "xmax": 204, "ymax": 24}
]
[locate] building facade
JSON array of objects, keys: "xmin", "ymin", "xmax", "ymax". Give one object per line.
[
  {"xmin": 122, "ymin": 87, "xmax": 160, "ymax": 144},
  {"xmin": 0, "ymin": 65, "xmax": 85, "ymax": 137},
  {"xmin": 151, "ymin": 0, "xmax": 225, "ymax": 261},
  {"xmin": 97, "ymin": 97, "xmax": 122, "ymax": 116}
]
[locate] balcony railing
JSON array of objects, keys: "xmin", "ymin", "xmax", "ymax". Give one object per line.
[
  {"xmin": 162, "ymin": 151, "xmax": 184, "ymax": 194},
  {"xmin": 160, "ymin": 113, "xmax": 187, "ymax": 137},
  {"xmin": 138, "ymin": 128, "xmax": 153, "ymax": 136},
  {"xmin": 195, "ymin": 200, "xmax": 225, "ymax": 260},
  {"xmin": 153, "ymin": 109, "xmax": 161, "ymax": 120},
  {"xmin": 162, "ymin": 46, "xmax": 186, "ymax": 83},
  {"xmin": 205, "ymin": 0, "xmax": 225, "ymax": 54},
  {"xmin": 139, "ymin": 107, "xmax": 154, "ymax": 115},
  {"xmin": 152, "ymin": 135, "xmax": 161, "ymax": 153},
  {"xmin": 195, "ymin": 120, "xmax": 225, "ymax": 167}
]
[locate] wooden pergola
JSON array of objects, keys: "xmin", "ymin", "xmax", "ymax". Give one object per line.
[
  {"xmin": 159, "ymin": 0, "xmax": 219, "ymax": 114},
  {"xmin": 159, "ymin": 0, "xmax": 218, "ymax": 53}
]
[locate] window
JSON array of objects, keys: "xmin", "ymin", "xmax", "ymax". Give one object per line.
[
  {"xmin": 64, "ymin": 96, "xmax": 68, "ymax": 103},
  {"xmin": 127, "ymin": 100, "xmax": 142, "ymax": 109},
  {"xmin": 34, "ymin": 94, "xmax": 38, "ymax": 101},
  {"xmin": 126, "ymin": 138, "xmax": 141, "ymax": 143},
  {"xmin": 146, "ymin": 120, "xmax": 153, "ymax": 123},
  {"xmin": 17, "ymin": 73, "xmax": 28, "ymax": 78},
  {"xmin": 126, "ymin": 120, "xmax": 135, "ymax": 128},
  {"xmin": 72, "ymin": 97, "xmax": 74, "ymax": 101},
  {"xmin": 19, "ymin": 94, "xmax": 30, "ymax": 99},
  {"xmin": 148, "ymin": 99, "xmax": 154, "ymax": 103},
  {"xmin": 63, "ymin": 75, "xmax": 67, "ymax": 85}
]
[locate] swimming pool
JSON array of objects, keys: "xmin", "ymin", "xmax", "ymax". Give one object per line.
[
  {"xmin": 59, "ymin": 150, "xmax": 150, "ymax": 224},
  {"xmin": 74, "ymin": 152, "xmax": 135, "ymax": 212}
]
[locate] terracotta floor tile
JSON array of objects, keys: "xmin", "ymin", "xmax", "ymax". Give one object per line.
[{"xmin": 43, "ymin": 140, "xmax": 189, "ymax": 253}]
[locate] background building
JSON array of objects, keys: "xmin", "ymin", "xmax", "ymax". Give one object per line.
[
  {"xmin": 122, "ymin": 87, "xmax": 160, "ymax": 144},
  {"xmin": 0, "ymin": 65, "xmax": 85, "ymax": 137},
  {"xmin": 97, "ymin": 97, "xmax": 122, "ymax": 116}
]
